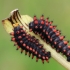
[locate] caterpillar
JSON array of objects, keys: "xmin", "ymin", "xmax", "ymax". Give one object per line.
[
  {"xmin": 10, "ymin": 24, "xmax": 51, "ymax": 63},
  {"xmin": 2, "ymin": 9, "xmax": 70, "ymax": 69},
  {"xmin": 29, "ymin": 15, "xmax": 70, "ymax": 62}
]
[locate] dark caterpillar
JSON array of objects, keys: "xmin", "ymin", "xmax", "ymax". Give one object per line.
[
  {"xmin": 10, "ymin": 25, "xmax": 51, "ymax": 63},
  {"xmin": 29, "ymin": 15, "xmax": 70, "ymax": 62}
]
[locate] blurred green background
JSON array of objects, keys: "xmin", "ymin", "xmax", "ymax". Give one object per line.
[{"xmin": 0, "ymin": 0, "xmax": 70, "ymax": 70}]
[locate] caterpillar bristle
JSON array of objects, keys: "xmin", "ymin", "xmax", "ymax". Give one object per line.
[
  {"xmin": 28, "ymin": 53, "xmax": 31, "ymax": 57},
  {"xmin": 42, "ymin": 59, "xmax": 44, "ymax": 64},
  {"xmin": 32, "ymin": 54, "xmax": 35, "ymax": 58},
  {"xmin": 36, "ymin": 57, "xmax": 38, "ymax": 62},
  {"xmin": 21, "ymin": 49, "xmax": 23, "ymax": 53}
]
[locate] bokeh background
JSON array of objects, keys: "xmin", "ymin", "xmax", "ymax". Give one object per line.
[{"xmin": 0, "ymin": 0, "xmax": 70, "ymax": 70}]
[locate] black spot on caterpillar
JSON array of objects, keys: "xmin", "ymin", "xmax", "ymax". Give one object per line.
[
  {"xmin": 29, "ymin": 15, "xmax": 70, "ymax": 62},
  {"xmin": 10, "ymin": 25, "xmax": 51, "ymax": 63}
]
